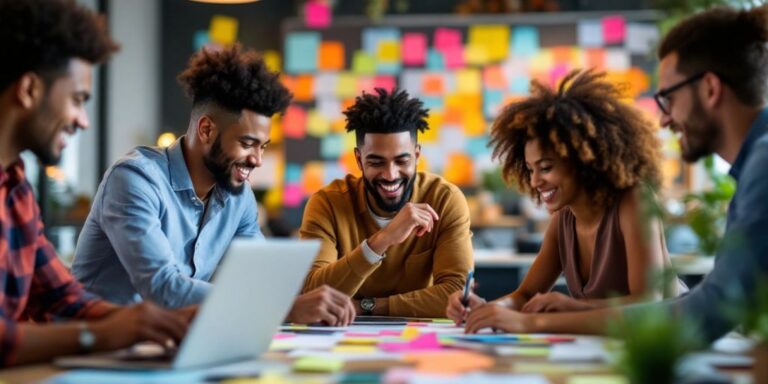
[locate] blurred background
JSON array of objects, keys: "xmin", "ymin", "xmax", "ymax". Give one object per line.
[{"xmin": 37, "ymin": 0, "xmax": 747, "ymax": 299}]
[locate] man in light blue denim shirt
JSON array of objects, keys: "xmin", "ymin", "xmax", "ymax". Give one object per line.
[
  {"xmin": 459, "ymin": 5, "xmax": 768, "ymax": 342},
  {"xmin": 73, "ymin": 45, "xmax": 356, "ymax": 326}
]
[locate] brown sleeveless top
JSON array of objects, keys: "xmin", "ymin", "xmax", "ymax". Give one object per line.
[{"xmin": 557, "ymin": 199, "xmax": 629, "ymax": 299}]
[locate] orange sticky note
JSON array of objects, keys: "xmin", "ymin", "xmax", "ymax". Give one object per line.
[
  {"xmin": 404, "ymin": 351, "xmax": 494, "ymax": 374},
  {"xmin": 483, "ymin": 66, "xmax": 506, "ymax": 89},
  {"xmin": 293, "ymin": 75, "xmax": 315, "ymax": 102},
  {"xmin": 282, "ymin": 106, "xmax": 307, "ymax": 139},
  {"xmin": 269, "ymin": 115, "xmax": 283, "ymax": 144},
  {"xmin": 585, "ymin": 48, "xmax": 606, "ymax": 71},
  {"xmin": 422, "ymin": 74, "xmax": 445, "ymax": 95},
  {"xmin": 624, "ymin": 67, "xmax": 651, "ymax": 98},
  {"xmin": 444, "ymin": 154, "xmax": 474, "ymax": 186},
  {"xmin": 319, "ymin": 41, "xmax": 345, "ymax": 71},
  {"xmin": 339, "ymin": 150, "xmax": 361, "ymax": 176},
  {"xmin": 302, "ymin": 162, "xmax": 325, "ymax": 195},
  {"xmin": 442, "ymin": 106, "xmax": 463, "ymax": 125}
]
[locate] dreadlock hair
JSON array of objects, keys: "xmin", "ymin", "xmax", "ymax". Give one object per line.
[
  {"xmin": 344, "ymin": 88, "xmax": 430, "ymax": 146},
  {"xmin": 0, "ymin": 0, "xmax": 119, "ymax": 91},
  {"xmin": 177, "ymin": 44, "xmax": 292, "ymax": 118},
  {"xmin": 490, "ymin": 69, "xmax": 661, "ymax": 207}
]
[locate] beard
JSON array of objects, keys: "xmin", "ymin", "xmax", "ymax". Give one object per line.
[
  {"xmin": 678, "ymin": 96, "xmax": 721, "ymax": 163},
  {"xmin": 363, "ymin": 173, "xmax": 416, "ymax": 214},
  {"xmin": 202, "ymin": 135, "xmax": 246, "ymax": 195}
]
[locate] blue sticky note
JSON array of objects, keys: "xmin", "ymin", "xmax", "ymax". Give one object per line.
[
  {"xmin": 509, "ymin": 76, "xmax": 530, "ymax": 95},
  {"xmin": 285, "ymin": 32, "xmax": 320, "ymax": 74},
  {"xmin": 577, "ymin": 20, "xmax": 603, "ymax": 47},
  {"xmin": 483, "ymin": 89, "xmax": 504, "ymax": 118},
  {"xmin": 193, "ymin": 30, "xmax": 210, "ymax": 51},
  {"xmin": 377, "ymin": 61, "xmax": 401, "ymax": 75},
  {"xmin": 362, "ymin": 28, "xmax": 401, "ymax": 55},
  {"xmin": 511, "ymin": 26, "xmax": 540, "ymax": 57},
  {"xmin": 286, "ymin": 163, "xmax": 303, "ymax": 183},
  {"xmin": 320, "ymin": 134, "xmax": 343, "ymax": 159},
  {"xmin": 452, "ymin": 334, "xmax": 521, "ymax": 343},
  {"xmin": 323, "ymin": 162, "xmax": 346, "ymax": 185},
  {"xmin": 426, "ymin": 49, "xmax": 445, "ymax": 71},
  {"xmin": 467, "ymin": 136, "xmax": 490, "ymax": 157},
  {"xmin": 421, "ymin": 96, "xmax": 444, "ymax": 112}
]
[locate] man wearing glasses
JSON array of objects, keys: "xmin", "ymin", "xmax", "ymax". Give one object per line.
[{"xmin": 461, "ymin": 5, "xmax": 768, "ymax": 343}]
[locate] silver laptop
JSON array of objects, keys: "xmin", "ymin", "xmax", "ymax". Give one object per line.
[{"xmin": 56, "ymin": 239, "xmax": 320, "ymax": 370}]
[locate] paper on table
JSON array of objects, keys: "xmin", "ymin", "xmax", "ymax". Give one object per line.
[
  {"xmin": 285, "ymin": 32, "xmax": 320, "ymax": 74},
  {"xmin": 404, "ymin": 351, "xmax": 494, "ymax": 374},
  {"xmin": 548, "ymin": 341, "xmax": 609, "ymax": 362},
  {"xmin": 209, "ymin": 15, "xmax": 238, "ymax": 45},
  {"xmin": 408, "ymin": 372, "xmax": 550, "ymax": 384},
  {"xmin": 495, "ymin": 346, "xmax": 550, "ymax": 357},
  {"xmin": 269, "ymin": 334, "xmax": 340, "ymax": 351},
  {"xmin": 379, "ymin": 333, "xmax": 443, "ymax": 352},
  {"xmin": 566, "ymin": 375, "xmax": 629, "ymax": 384},
  {"xmin": 293, "ymin": 356, "xmax": 344, "ymax": 373}
]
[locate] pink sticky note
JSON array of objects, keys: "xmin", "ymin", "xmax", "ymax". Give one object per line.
[
  {"xmin": 379, "ymin": 333, "xmax": 443, "ymax": 352},
  {"xmin": 304, "ymin": 0, "xmax": 331, "ymax": 29},
  {"xmin": 442, "ymin": 46, "xmax": 464, "ymax": 69},
  {"xmin": 282, "ymin": 106, "xmax": 307, "ymax": 139},
  {"xmin": 380, "ymin": 330, "xmax": 403, "ymax": 337},
  {"xmin": 273, "ymin": 333, "xmax": 296, "ymax": 340},
  {"xmin": 344, "ymin": 332, "xmax": 379, "ymax": 337},
  {"xmin": 434, "ymin": 28, "xmax": 462, "ymax": 51},
  {"xmin": 549, "ymin": 64, "xmax": 570, "ymax": 88},
  {"xmin": 283, "ymin": 183, "xmax": 304, "ymax": 207},
  {"xmin": 602, "ymin": 15, "xmax": 626, "ymax": 44},
  {"xmin": 374, "ymin": 75, "xmax": 396, "ymax": 92},
  {"xmin": 357, "ymin": 76, "xmax": 375, "ymax": 94},
  {"xmin": 402, "ymin": 33, "xmax": 427, "ymax": 66}
]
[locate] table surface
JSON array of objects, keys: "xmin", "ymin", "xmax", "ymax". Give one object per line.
[{"xmin": 0, "ymin": 323, "xmax": 753, "ymax": 384}]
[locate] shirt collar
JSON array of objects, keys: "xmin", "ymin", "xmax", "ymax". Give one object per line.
[
  {"xmin": 0, "ymin": 159, "xmax": 26, "ymax": 187},
  {"xmin": 729, "ymin": 107, "xmax": 768, "ymax": 181},
  {"xmin": 167, "ymin": 136, "xmax": 195, "ymax": 192}
]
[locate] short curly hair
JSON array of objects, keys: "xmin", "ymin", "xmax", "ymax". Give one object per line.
[
  {"xmin": 490, "ymin": 70, "xmax": 661, "ymax": 206},
  {"xmin": 177, "ymin": 44, "xmax": 292, "ymax": 117},
  {"xmin": 344, "ymin": 88, "xmax": 429, "ymax": 146},
  {"xmin": 0, "ymin": 0, "xmax": 119, "ymax": 91}
]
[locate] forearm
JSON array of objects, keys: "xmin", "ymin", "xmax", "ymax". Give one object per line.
[
  {"xmin": 388, "ymin": 279, "xmax": 463, "ymax": 317},
  {"xmin": 302, "ymin": 247, "xmax": 379, "ymax": 295},
  {"xmin": 11, "ymin": 321, "xmax": 125, "ymax": 367},
  {"xmin": 578, "ymin": 293, "xmax": 656, "ymax": 310},
  {"xmin": 528, "ymin": 306, "xmax": 622, "ymax": 334},
  {"xmin": 494, "ymin": 291, "xmax": 529, "ymax": 310}
]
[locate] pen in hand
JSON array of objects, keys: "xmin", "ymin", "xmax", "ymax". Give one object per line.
[{"xmin": 461, "ymin": 270, "xmax": 474, "ymax": 308}]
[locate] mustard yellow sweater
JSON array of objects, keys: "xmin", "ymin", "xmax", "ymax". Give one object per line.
[{"xmin": 299, "ymin": 172, "xmax": 473, "ymax": 317}]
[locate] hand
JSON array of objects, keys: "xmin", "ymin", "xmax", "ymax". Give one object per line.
[
  {"xmin": 520, "ymin": 292, "xmax": 592, "ymax": 313},
  {"xmin": 287, "ymin": 285, "xmax": 355, "ymax": 326},
  {"xmin": 446, "ymin": 290, "xmax": 486, "ymax": 326},
  {"xmin": 369, "ymin": 203, "xmax": 439, "ymax": 253},
  {"xmin": 464, "ymin": 302, "xmax": 532, "ymax": 334},
  {"xmin": 92, "ymin": 301, "xmax": 192, "ymax": 350}
]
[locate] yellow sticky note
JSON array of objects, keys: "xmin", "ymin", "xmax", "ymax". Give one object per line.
[
  {"xmin": 336, "ymin": 73, "xmax": 358, "ymax": 98},
  {"xmin": 269, "ymin": 115, "xmax": 283, "ymax": 144},
  {"xmin": 352, "ymin": 51, "xmax": 376, "ymax": 75},
  {"xmin": 340, "ymin": 338, "xmax": 379, "ymax": 346},
  {"xmin": 401, "ymin": 326, "xmax": 420, "ymax": 340},
  {"xmin": 209, "ymin": 15, "xmax": 238, "ymax": 45},
  {"xmin": 463, "ymin": 112, "xmax": 486, "ymax": 137},
  {"xmin": 456, "ymin": 69, "xmax": 481, "ymax": 94},
  {"xmin": 263, "ymin": 50, "xmax": 281, "ymax": 73},
  {"xmin": 377, "ymin": 40, "xmax": 401, "ymax": 62},
  {"xmin": 422, "ymin": 112, "xmax": 441, "ymax": 143},
  {"xmin": 469, "ymin": 24, "xmax": 509, "ymax": 62},
  {"xmin": 464, "ymin": 44, "xmax": 489, "ymax": 66},
  {"xmin": 343, "ymin": 130, "xmax": 357, "ymax": 151},
  {"xmin": 531, "ymin": 49, "xmax": 554, "ymax": 71},
  {"xmin": 264, "ymin": 187, "xmax": 283, "ymax": 211},
  {"xmin": 306, "ymin": 109, "xmax": 330, "ymax": 137},
  {"xmin": 567, "ymin": 375, "xmax": 629, "ymax": 384},
  {"xmin": 293, "ymin": 356, "xmax": 344, "ymax": 373},
  {"xmin": 332, "ymin": 345, "xmax": 378, "ymax": 353}
]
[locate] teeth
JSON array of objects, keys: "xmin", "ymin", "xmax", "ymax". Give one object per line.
[
  {"xmin": 380, "ymin": 183, "xmax": 400, "ymax": 192},
  {"xmin": 540, "ymin": 189, "xmax": 555, "ymax": 200}
]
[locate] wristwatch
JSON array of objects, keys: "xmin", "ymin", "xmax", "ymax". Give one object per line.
[
  {"xmin": 78, "ymin": 322, "xmax": 96, "ymax": 353},
  {"xmin": 360, "ymin": 297, "xmax": 376, "ymax": 315}
]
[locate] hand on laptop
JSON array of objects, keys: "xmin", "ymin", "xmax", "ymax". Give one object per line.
[
  {"xmin": 91, "ymin": 301, "xmax": 192, "ymax": 350},
  {"xmin": 286, "ymin": 285, "xmax": 355, "ymax": 326}
]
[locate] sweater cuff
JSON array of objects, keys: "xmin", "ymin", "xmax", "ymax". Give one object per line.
[{"xmin": 346, "ymin": 246, "xmax": 381, "ymax": 278}]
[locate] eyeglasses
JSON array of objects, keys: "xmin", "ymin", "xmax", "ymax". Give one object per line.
[{"xmin": 653, "ymin": 72, "xmax": 706, "ymax": 115}]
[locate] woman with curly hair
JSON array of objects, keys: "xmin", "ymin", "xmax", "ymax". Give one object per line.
[{"xmin": 447, "ymin": 70, "xmax": 685, "ymax": 322}]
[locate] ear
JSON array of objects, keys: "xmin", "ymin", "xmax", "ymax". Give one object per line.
[
  {"xmin": 354, "ymin": 147, "xmax": 363, "ymax": 171},
  {"xmin": 701, "ymin": 72, "xmax": 723, "ymax": 110},
  {"xmin": 414, "ymin": 143, "xmax": 421, "ymax": 161},
  {"xmin": 196, "ymin": 115, "xmax": 217, "ymax": 145},
  {"xmin": 15, "ymin": 72, "xmax": 45, "ymax": 109}
]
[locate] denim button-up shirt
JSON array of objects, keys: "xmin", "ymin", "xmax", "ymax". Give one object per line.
[{"xmin": 72, "ymin": 137, "xmax": 262, "ymax": 308}]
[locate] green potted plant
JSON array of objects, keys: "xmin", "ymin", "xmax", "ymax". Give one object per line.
[
  {"xmin": 725, "ymin": 277, "xmax": 768, "ymax": 383},
  {"xmin": 683, "ymin": 156, "xmax": 735, "ymax": 256}
]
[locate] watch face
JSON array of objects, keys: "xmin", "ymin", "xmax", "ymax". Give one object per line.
[{"xmin": 361, "ymin": 298, "xmax": 375, "ymax": 311}]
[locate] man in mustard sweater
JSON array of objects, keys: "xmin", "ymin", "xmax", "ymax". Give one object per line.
[{"xmin": 300, "ymin": 88, "xmax": 473, "ymax": 318}]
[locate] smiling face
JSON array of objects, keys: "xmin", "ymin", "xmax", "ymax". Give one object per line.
[
  {"xmin": 202, "ymin": 109, "xmax": 271, "ymax": 195},
  {"xmin": 524, "ymin": 139, "xmax": 584, "ymax": 212},
  {"xmin": 19, "ymin": 58, "xmax": 92, "ymax": 165},
  {"xmin": 355, "ymin": 131, "xmax": 419, "ymax": 216},
  {"xmin": 658, "ymin": 53, "xmax": 721, "ymax": 163}
]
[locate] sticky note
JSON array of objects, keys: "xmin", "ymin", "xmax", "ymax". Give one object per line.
[
  {"xmin": 402, "ymin": 33, "xmax": 427, "ymax": 66},
  {"xmin": 404, "ymin": 351, "xmax": 494, "ymax": 374},
  {"xmin": 423, "ymin": 112, "xmax": 441, "ymax": 143},
  {"xmin": 421, "ymin": 74, "xmax": 445, "ymax": 95},
  {"xmin": 434, "ymin": 28, "xmax": 462, "ymax": 52},
  {"xmin": 468, "ymin": 24, "xmax": 509, "ymax": 62},
  {"xmin": 323, "ymin": 162, "xmax": 346, "ymax": 184},
  {"xmin": 377, "ymin": 40, "xmax": 400, "ymax": 62},
  {"xmin": 605, "ymin": 49, "xmax": 630, "ymax": 71},
  {"xmin": 401, "ymin": 326, "xmax": 420, "ymax": 340},
  {"xmin": 400, "ymin": 70, "xmax": 422, "ymax": 95},
  {"xmin": 343, "ymin": 131, "xmax": 357, "ymax": 151},
  {"xmin": 377, "ymin": 61, "xmax": 401, "ymax": 75},
  {"xmin": 585, "ymin": 48, "xmax": 606, "ymax": 71},
  {"xmin": 357, "ymin": 76, "xmax": 375, "ymax": 94},
  {"xmin": 352, "ymin": 51, "xmax": 376, "ymax": 75},
  {"xmin": 483, "ymin": 65, "xmax": 506, "ymax": 89},
  {"xmin": 511, "ymin": 26, "xmax": 540, "ymax": 57},
  {"xmin": 483, "ymin": 89, "xmax": 504, "ymax": 119},
  {"xmin": 314, "ymin": 73, "xmax": 338, "ymax": 98},
  {"xmin": 626, "ymin": 23, "xmax": 660, "ymax": 54},
  {"xmin": 456, "ymin": 69, "xmax": 481, "ymax": 94},
  {"xmin": 624, "ymin": 67, "xmax": 651, "ymax": 98},
  {"xmin": 602, "ymin": 15, "xmax": 626, "ymax": 44},
  {"xmin": 444, "ymin": 153, "xmax": 474, "ymax": 186},
  {"xmin": 373, "ymin": 75, "xmax": 396, "ymax": 92},
  {"xmin": 336, "ymin": 73, "xmax": 358, "ymax": 98},
  {"xmin": 209, "ymin": 15, "xmax": 238, "ymax": 45},
  {"xmin": 302, "ymin": 162, "xmax": 325, "ymax": 194},
  {"xmin": 306, "ymin": 109, "xmax": 330, "ymax": 137},
  {"xmin": 464, "ymin": 44, "xmax": 489, "ymax": 66},
  {"xmin": 463, "ymin": 111, "xmax": 487, "ymax": 136},
  {"xmin": 442, "ymin": 45, "xmax": 464, "ymax": 69},
  {"xmin": 467, "ymin": 137, "xmax": 489, "ymax": 157},
  {"xmin": 285, "ymin": 163, "xmax": 302, "ymax": 184},
  {"xmin": 339, "ymin": 150, "xmax": 359, "ymax": 175},
  {"xmin": 332, "ymin": 345, "xmax": 378, "ymax": 353},
  {"xmin": 550, "ymin": 64, "xmax": 570, "ymax": 87},
  {"xmin": 282, "ymin": 106, "xmax": 307, "ymax": 139},
  {"xmin": 379, "ymin": 333, "xmax": 443, "ymax": 352},
  {"xmin": 551, "ymin": 46, "xmax": 575, "ymax": 64},
  {"xmin": 263, "ymin": 50, "xmax": 281, "ymax": 73},
  {"xmin": 577, "ymin": 20, "xmax": 603, "ymax": 47},
  {"xmin": 495, "ymin": 346, "xmax": 551, "ymax": 357},
  {"xmin": 567, "ymin": 376, "xmax": 629, "ymax": 384},
  {"xmin": 304, "ymin": 0, "xmax": 331, "ymax": 29},
  {"xmin": 269, "ymin": 115, "xmax": 283, "ymax": 144},
  {"xmin": 285, "ymin": 32, "xmax": 320, "ymax": 74},
  {"xmin": 321, "ymin": 134, "xmax": 343, "ymax": 159},
  {"xmin": 317, "ymin": 97, "xmax": 342, "ymax": 120},
  {"xmin": 421, "ymin": 96, "xmax": 444, "ymax": 112},
  {"xmin": 319, "ymin": 41, "xmax": 345, "ymax": 71},
  {"xmin": 293, "ymin": 75, "xmax": 314, "ymax": 102},
  {"xmin": 193, "ymin": 30, "xmax": 210, "ymax": 51},
  {"xmin": 283, "ymin": 183, "xmax": 304, "ymax": 208},
  {"xmin": 362, "ymin": 28, "xmax": 400, "ymax": 55},
  {"xmin": 426, "ymin": 49, "xmax": 445, "ymax": 71},
  {"xmin": 293, "ymin": 356, "xmax": 343, "ymax": 373}
]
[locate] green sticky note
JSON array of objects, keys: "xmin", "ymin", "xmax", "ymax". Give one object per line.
[
  {"xmin": 431, "ymin": 318, "xmax": 455, "ymax": 324},
  {"xmin": 352, "ymin": 51, "xmax": 376, "ymax": 75},
  {"xmin": 567, "ymin": 375, "xmax": 629, "ymax": 384},
  {"xmin": 293, "ymin": 356, "xmax": 344, "ymax": 373}
]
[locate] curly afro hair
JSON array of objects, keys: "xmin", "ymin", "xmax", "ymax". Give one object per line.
[
  {"xmin": 177, "ymin": 44, "xmax": 292, "ymax": 117},
  {"xmin": 344, "ymin": 88, "xmax": 429, "ymax": 146},
  {"xmin": 0, "ymin": 0, "xmax": 119, "ymax": 91},
  {"xmin": 490, "ymin": 69, "xmax": 661, "ymax": 206}
]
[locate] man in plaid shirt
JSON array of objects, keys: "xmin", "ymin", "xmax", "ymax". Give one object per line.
[{"xmin": 0, "ymin": 0, "xmax": 193, "ymax": 366}]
